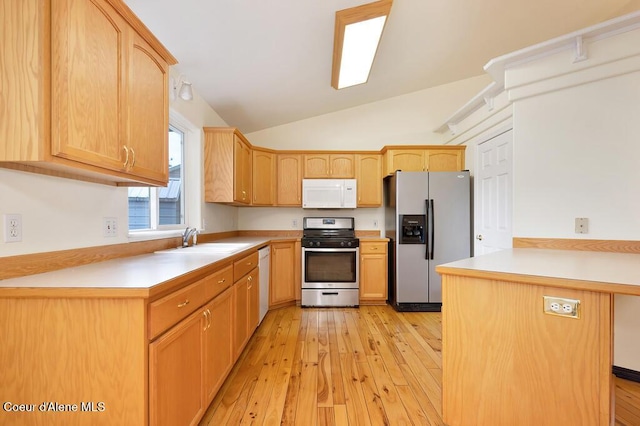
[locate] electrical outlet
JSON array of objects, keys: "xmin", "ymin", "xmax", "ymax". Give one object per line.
[
  {"xmin": 373, "ymin": 220, "xmax": 379, "ymax": 228},
  {"xmin": 543, "ymin": 296, "xmax": 580, "ymax": 319},
  {"xmin": 104, "ymin": 217, "xmax": 117, "ymax": 237},
  {"xmin": 292, "ymin": 219, "xmax": 298, "ymax": 228},
  {"xmin": 4, "ymin": 214, "xmax": 22, "ymax": 243}
]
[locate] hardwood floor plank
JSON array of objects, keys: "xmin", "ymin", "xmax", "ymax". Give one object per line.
[
  {"xmin": 240, "ymin": 309, "xmax": 293, "ymax": 424},
  {"xmin": 317, "ymin": 407, "xmax": 335, "ymax": 426},
  {"xmin": 334, "ymin": 404, "xmax": 349, "ymax": 425},
  {"xmin": 327, "ymin": 310, "xmax": 346, "ymax": 405},
  {"xmin": 317, "ymin": 311, "xmax": 335, "ymax": 408},
  {"xmin": 340, "ymin": 353, "xmax": 373, "ymax": 426},
  {"xmin": 201, "ymin": 306, "xmax": 638, "ymax": 426},
  {"xmin": 344, "ymin": 310, "xmax": 367, "ymax": 362},
  {"xmin": 296, "ymin": 361, "xmax": 318, "ymax": 426},
  {"xmin": 396, "ymin": 384, "xmax": 431, "ymax": 426},
  {"xmin": 366, "ymin": 354, "xmax": 413, "ymax": 424},
  {"xmin": 262, "ymin": 310, "xmax": 300, "ymax": 425}
]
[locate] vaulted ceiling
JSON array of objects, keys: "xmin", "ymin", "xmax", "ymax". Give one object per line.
[{"xmin": 124, "ymin": 0, "xmax": 640, "ymax": 133}]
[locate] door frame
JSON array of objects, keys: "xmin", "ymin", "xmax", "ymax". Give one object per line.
[{"xmin": 472, "ymin": 125, "xmax": 514, "ymax": 256}]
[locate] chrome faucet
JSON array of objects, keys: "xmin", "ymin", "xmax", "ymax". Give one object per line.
[{"xmin": 182, "ymin": 227, "xmax": 198, "ymax": 247}]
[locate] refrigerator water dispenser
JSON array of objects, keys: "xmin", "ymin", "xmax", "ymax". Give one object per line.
[{"xmin": 399, "ymin": 215, "xmax": 426, "ymax": 244}]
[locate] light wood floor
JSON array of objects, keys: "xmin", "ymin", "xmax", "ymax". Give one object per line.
[{"xmin": 200, "ymin": 305, "xmax": 640, "ymax": 426}]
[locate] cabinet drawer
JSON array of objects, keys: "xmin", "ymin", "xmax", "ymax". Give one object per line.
[
  {"xmin": 204, "ymin": 265, "xmax": 233, "ymax": 300},
  {"xmin": 360, "ymin": 242, "xmax": 387, "ymax": 254},
  {"xmin": 234, "ymin": 251, "xmax": 259, "ymax": 281},
  {"xmin": 148, "ymin": 280, "xmax": 207, "ymax": 340}
]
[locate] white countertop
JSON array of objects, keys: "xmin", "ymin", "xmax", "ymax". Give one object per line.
[
  {"xmin": 437, "ymin": 248, "xmax": 640, "ymax": 296},
  {"xmin": 0, "ymin": 237, "xmax": 272, "ymax": 297}
]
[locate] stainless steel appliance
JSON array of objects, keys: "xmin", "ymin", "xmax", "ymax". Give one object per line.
[
  {"xmin": 301, "ymin": 217, "xmax": 359, "ymax": 307},
  {"xmin": 385, "ymin": 171, "xmax": 471, "ymax": 312}
]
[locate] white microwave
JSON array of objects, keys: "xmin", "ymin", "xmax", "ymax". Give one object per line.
[{"xmin": 302, "ymin": 179, "xmax": 357, "ymax": 209}]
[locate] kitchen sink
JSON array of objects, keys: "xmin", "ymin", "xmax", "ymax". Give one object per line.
[{"xmin": 156, "ymin": 242, "xmax": 252, "ymax": 255}]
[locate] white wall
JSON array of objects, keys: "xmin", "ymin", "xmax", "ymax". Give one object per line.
[
  {"xmin": 247, "ymin": 75, "xmax": 491, "ymax": 150},
  {"xmin": 239, "ymin": 75, "xmax": 491, "ymax": 233},
  {"xmin": 506, "ymin": 50, "xmax": 640, "ymax": 371},
  {"xmin": 0, "ymin": 88, "xmax": 236, "ymax": 257},
  {"xmin": 512, "ymin": 73, "xmax": 640, "ymax": 240}
]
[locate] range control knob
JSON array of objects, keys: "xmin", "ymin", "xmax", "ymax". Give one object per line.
[
  {"xmin": 315, "ymin": 241, "xmax": 321, "ymax": 247},
  {"xmin": 340, "ymin": 241, "xmax": 345, "ymax": 247},
  {"xmin": 347, "ymin": 241, "xmax": 352, "ymax": 247}
]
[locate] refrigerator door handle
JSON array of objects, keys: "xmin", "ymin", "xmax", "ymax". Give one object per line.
[
  {"xmin": 428, "ymin": 199, "xmax": 435, "ymax": 260},
  {"xmin": 425, "ymin": 199, "xmax": 430, "ymax": 260}
]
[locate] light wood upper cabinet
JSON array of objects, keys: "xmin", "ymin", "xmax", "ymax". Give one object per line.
[
  {"xmin": 383, "ymin": 146, "xmax": 466, "ymax": 175},
  {"xmin": 384, "ymin": 149, "xmax": 425, "ymax": 175},
  {"xmin": 303, "ymin": 153, "xmax": 355, "ymax": 178},
  {"xmin": 276, "ymin": 154, "xmax": 303, "ymax": 206},
  {"xmin": 355, "ymin": 154, "xmax": 382, "ymax": 207},
  {"xmin": 204, "ymin": 128, "xmax": 252, "ymax": 205},
  {"xmin": 126, "ymin": 32, "xmax": 170, "ymax": 182},
  {"xmin": 1, "ymin": 0, "xmax": 176, "ymax": 186},
  {"xmin": 425, "ymin": 149, "xmax": 465, "ymax": 172},
  {"xmin": 252, "ymin": 149, "xmax": 275, "ymax": 205}
]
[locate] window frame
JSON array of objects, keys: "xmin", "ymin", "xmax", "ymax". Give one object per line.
[{"xmin": 128, "ymin": 110, "xmax": 200, "ymax": 240}]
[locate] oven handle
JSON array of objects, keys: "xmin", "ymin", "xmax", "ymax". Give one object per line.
[{"xmin": 302, "ymin": 247, "xmax": 359, "ymax": 253}]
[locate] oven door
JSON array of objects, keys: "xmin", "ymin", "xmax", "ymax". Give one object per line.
[{"xmin": 302, "ymin": 247, "xmax": 359, "ymax": 289}]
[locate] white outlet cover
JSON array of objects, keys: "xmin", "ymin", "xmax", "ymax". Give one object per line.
[{"xmin": 4, "ymin": 214, "xmax": 22, "ymax": 243}]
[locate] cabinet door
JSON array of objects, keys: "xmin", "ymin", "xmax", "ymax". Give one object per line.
[
  {"xmin": 276, "ymin": 154, "xmax": 303, "ymax": 206},
  {"xmin": 126, "ymin": 31, "xmax": 169, "ymax": 183},
  {"xmin": 149, "ymin": 309, "xmax": 205, "ymax": 426},
  {"xmin": 385, "ymin": 150, "xmax": 425, "ymax": 175},
  {"xmin": 425, "ymin": 149, "xmax": 464, "ymax": 171},
  {"xmin": 355, "ymin": 154, "xmax": 382, "ymax": 206},
  {"xmin": 303, "ymin": 154, "xmax": 330, "ymax": 178},
  {"xmin": 234, "ymin": 136, "xmax": 252, "ymax": 204},
  {"xmin": 252, "ymin": 149, "xmax": 275, "ymax": 205},
  {"xmin": 204, "ymin": 287, "xmax": 234, "ymax": 404},
  {"xmin": 51, "ymin": 0, "xmax": 126, "ymax": 172},
  {"xmin": 248, "ymin": 271, "xmax": 260, "ymax": 333},
  {"xmin": 360, "ymin": 254, "xmax": 388, "ymax": 302},
  {"xmin": 233, "ymin": 278, "xmax": 250, "ymax": 358},
  {"xmin": 329, "ymin": 154, "xmax": 355, "ymax": 178},
  {"xmin": 270, "ymin": 242, "xmax": 297, "ymax": 306}
]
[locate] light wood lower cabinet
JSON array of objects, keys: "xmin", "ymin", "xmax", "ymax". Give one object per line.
[
  {"xmin": 359, "ymin": 240, "xmax": 388, "ymax": 304},
  {"xmin": 233, "ymin": 267, "xmax": 259, "ymax": 358},
  {"xmin": 149, "ymin": 308, "xmax": 206, "ymax": 426},
  {"xmin": 270, "ymin": 241, "xmax": 298, "ymax": 307},
  {"xmin": 204, "ymin": 286, "xmax": 234, "ymax": 403}
]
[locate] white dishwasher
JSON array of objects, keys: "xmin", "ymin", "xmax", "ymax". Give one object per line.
[{"xmin": 258, "ymin": 246, "xmax": 270, "ymax": 324}]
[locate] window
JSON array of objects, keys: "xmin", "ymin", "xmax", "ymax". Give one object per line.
[{"xmin": 128, "ymin": 126, "xmax": 185, "ymax": 231}]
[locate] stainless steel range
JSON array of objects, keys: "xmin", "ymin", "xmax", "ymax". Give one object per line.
[{"xmin": 301, "ymin": 217, "xmax": 359, "ymax": 307}]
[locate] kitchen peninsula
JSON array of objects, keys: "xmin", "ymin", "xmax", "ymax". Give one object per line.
[
  {"xmin": 0, "ymin": 237, "xmax": 279, "ymax": 426},
  {"xmin": 436, "ymin": 248, "xmax": 640, "ymax": 425}
]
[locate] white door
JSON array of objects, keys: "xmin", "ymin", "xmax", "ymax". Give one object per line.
[{"xmin": 474, "ymin": 129, "xmax": 513, "ymax": 255}]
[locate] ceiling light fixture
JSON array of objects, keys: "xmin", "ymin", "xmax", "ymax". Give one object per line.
[
  {"xmin": 331, "ymin": 0, "xmax": 393, "ymax": 90},
  {"xmin": 169, "ymin": 75, "xmax": 194, "ymax": 101}
]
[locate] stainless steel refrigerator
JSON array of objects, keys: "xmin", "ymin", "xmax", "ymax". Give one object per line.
[{"xmin": 385, "ymin": 171, "xmax": 471, "ymax": 311}]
